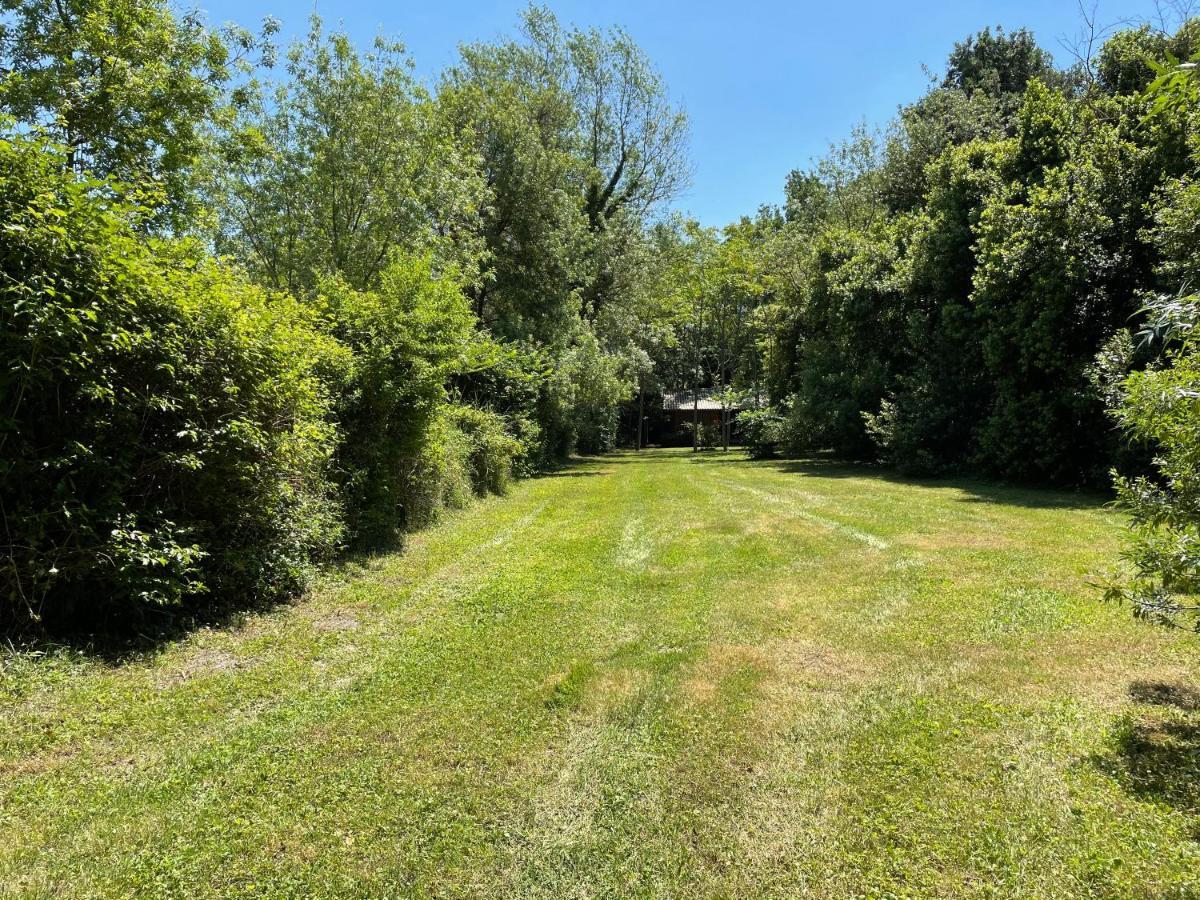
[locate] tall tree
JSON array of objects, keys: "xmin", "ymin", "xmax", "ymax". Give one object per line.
[
  {"xmin": 208, "ymin": 17, "xmax": 485, "ymax": 294},
  {"xmin": 0, "ymin": 0, "xmax": 274, "ymax": 223},
  {"xmin": 445, "ymin": 6, "xmax": 689, "ymax": 329}
]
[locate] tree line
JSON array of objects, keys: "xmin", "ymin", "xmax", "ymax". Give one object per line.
[
  {"xmin": 4, "ymin": 1, "xmax": 1200, "ymax": 633},
  {"xmin": 0, "ymin": 1, "xmax": 697, "ymax": 631},
  {"xmin": 731, "ymin": 15, "xmax": 1200, "ymax": 628}
]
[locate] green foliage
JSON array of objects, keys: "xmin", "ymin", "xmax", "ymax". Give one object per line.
[
  {"xmin": 1098, "ymin": 22, "xmax": 1199, "ymax": 96},
  {"xmin": 446, "ymin": 405, "xmax": 524, "ymax": 496},
  {"xmin": 208, "ymin": 17, "xmax": 484, "ymax": 294},
  {"xmin": 399, "ymin": 404, "xmax": 524, "ymax": 530},
  {"xmin": 315, "ymin": 254, "xmax": 478, "ymax": 545},
  {"xmin": 878, "ymin": 142, "xmax": 1002, "ymax": 474},
  {"xmin": 443, "ymin": 5, "xmax": 687, "ymax": 336},
  {"xmin": 0, "ymin": 133, "xmax": 344, "ymax": 627},
  {"xmin": 681, "ymin": 420, "xmax": 720, "ymax": 450},
  {"xmin": 942, "ymin": 26, "xmax": 1055, "ymax": 98},
  {"xmin": 774, "ymin": 221, "xmax": 906, "ymax": 458},
  {"xmin": 967, "ymin": 82, "xmax": 1155, "ymax": 483},
  {"xmin": 760, "ymin": 18, "xmax": 1200, "ymax": 491},
  {"xmin": 0, "ymin": 0, "xmax": 275, "ymax": 225},
  {"xmin": 1142, "ymin": 20, "xmax": 1200, "ymax": 120},
  {"xmin": 1107, "ymin": 293, "xmax": 1200, "ymax": 629},
  {"xmin": 550, "ymin": 331, "xmax": 633, "ymax": 455},
  {"xmin": 738, "ymin": 407, "xmax": 786, "ymax": 459}
]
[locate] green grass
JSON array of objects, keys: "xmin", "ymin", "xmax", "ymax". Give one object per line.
[{"xmin": 3, "ymin": 449, "xmax": 1200, "ymax": 897}]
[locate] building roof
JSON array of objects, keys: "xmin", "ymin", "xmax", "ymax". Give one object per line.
[{"xmin": 662, "ymin": 390, "xmax": 750, "ymax": 412}]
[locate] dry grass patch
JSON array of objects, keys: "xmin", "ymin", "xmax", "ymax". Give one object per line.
[
  {"xmin": 683, "ymin": 639, "xmax": 884, "ymax": 727},
  {"xmin": 311, "ymin": 612, "xmax": 361, "ymax": 632},
  {"xmin": 156, "ymin": 647, "xmax": 246, "ymax": 686},
  {"xmin": 904, "ymin": 531, "xmax": 1014, "ymax": 551},
  {"xmin": 580, "ymin": 667, "xmax": 649, "ymax": 718}
]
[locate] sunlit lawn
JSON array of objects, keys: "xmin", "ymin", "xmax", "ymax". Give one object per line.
[{"xmin": 2, "ymin": 449, "xmax": 1199, "ymax": 897}]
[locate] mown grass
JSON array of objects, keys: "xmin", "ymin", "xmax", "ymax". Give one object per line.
[{"xmin": 2, "ymin": 449, "xmax": 1199, "ymax": 897}]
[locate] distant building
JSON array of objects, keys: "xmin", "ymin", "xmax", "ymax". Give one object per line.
[
  {"xmin": 657, "ymin": 390, "xmax": 763, "ymax": 447},
  {"xmin": 661, "ymin": 390, "xmax": 731, "ymax": 433}
]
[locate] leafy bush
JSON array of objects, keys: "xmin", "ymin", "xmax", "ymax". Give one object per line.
[
  {"xmin": 1106, "ymin": 293, "xmax": 1200, "ymax": 630},
  {"xmin": 547, "ymin": 332, "xmax": 632, "ymax": 455},
  {"xmin": 451, "ymin": 340, "xmax": 554, "ymax": 474},
  {"xmin": 739, "ymin": 407, "xmax": 787, "ymax": 459},
  {"xmin": 0, "ymin": 134, "xmax": 345, "ymax": 629},
  {"xmin": 681, "ymin": 420, "xmax": 721, "ymax": 450},
  {"xmin": 445, "ymin": 405, "xmax": 524, "ymax": 495},
  {"xmin": 397, "ymin": 409, "xmax": 474, "ymax": 531},
  {"xmin": 389, "ymin": 404, "xmax": 525, "ymax": 530},
  {"xmin": 315, "ymin": 256, "xmax": 477, "ymax": 546}
]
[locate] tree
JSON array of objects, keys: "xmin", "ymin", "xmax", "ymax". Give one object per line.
[
  {"xmin": 943, "ymin": 26, "xmax": 1056, "ymax": 98},
  {"xmin": 970, "ymin": 81, "xmax": 1162, "ymax": 483},
  {"xmin": 875, "ymin": 141, "xmax": 1001, "ymax": 473},
  {"xmin": 0, "ymin": 0, "xmax": 275, "ymax": 224},
  {"xmin": 440, "ymin": 21, "xmax": 586, "ymax": 345},
  {"xmin": 446, "ymin": 6, "xmax": 689, "ymax": 327},
  {"xmin": 209, "ymin": 17, "xmax": 485, "ymax": 294},
  {"xmin": 316, "ymin": 255, "xmax": 481, "ymax": 545}
]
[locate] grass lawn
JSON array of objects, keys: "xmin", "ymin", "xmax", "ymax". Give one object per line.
[{"xmin": 3, "ymin": 448, "xmax": 1200, "ymax": 897}]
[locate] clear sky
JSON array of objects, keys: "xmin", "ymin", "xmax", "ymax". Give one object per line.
[{"xmin": 197, "ymin": 0, "xmax": 1165, "ymax": 225}]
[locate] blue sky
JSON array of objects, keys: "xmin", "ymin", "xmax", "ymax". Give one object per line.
[{"xmin": 197, "ymin": 0, "xmax": 1165, "ymax": 225}]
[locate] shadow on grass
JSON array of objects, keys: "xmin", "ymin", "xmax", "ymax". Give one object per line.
[
  {"xmin": 5, "ymin": 598, "xmax": 289, "ymax": 667},
  {"xmin": 6, "ymin": 459, "xmax": 610, "ymax": 663},
  {"xmin": 529, "ymin": 455, "xmax": 614, "ymax": 478},
  {"xmin": 680, "ymin": 451, "xmax": 1111, "ymax": 511},
  {"xmin": 1093, "ymin": 680, "xmax": 1200, "ymax": 827},
  {"xmin": 3, "ymin": 529, "xmax": 416, "ymax": 666}
]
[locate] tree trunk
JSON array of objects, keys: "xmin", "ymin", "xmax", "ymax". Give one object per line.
[
  {"xmin": 637, "ymin": 382, "xmax": 645, "ymax": 451},
  {"xmin": 692, "ymin": 389, "xmax": 699, "ymax": 452}
]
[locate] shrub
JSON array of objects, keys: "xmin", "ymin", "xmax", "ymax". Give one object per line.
[
  {"xmin": 1106, "ymin": 293, "xmax": 1200, "ymax": 630},
  {"xmin": 445, "ymin": 405, "xmax": 524, "ymax": 495},
  {"xmin": 396, "ymin": 410, "xmax": 474, "ymax": 531},
  {"xmin": 0, "ymin": 134, "xmax": 346, "ymax": 629},
  {"xmin": 451, "ymin": 340, "xmax": 553, "ymax": 474},
  {"xmin": 682, "ymin": 420, "xmax": 721, "ymax": 450},
  {"xmin": 551, "ymin": 333, "xmax": 632, "ymax": 455},
  {"xmin": 739, "ymin": 407, "xmax": 787, "ymax": 459},
  {"xmin": 389, "ymin": 404, "xmax": 524, "ymax": 531},
  {"xmin": 862, "ymin": 397, "xmax": 947, "ymax": 476},
  {"xmin": 315, "ymin": 256, "xmax": 478, "ymax": 547}
]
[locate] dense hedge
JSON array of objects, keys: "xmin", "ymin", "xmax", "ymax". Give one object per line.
[
  {"xmin": 0, "ymin": 135, "xmax": 347, "ymax": 628},
  {"xmin": 0, "ymin": 135, "xmax": 528, "ymax": 631},
  {"xmin": 315, "ymin": 258, "xmax": 479, "ymax": 546}
]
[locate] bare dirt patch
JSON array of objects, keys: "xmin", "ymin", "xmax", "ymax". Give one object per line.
[{"xmin": 312, "ymin": 612, "xmax": 361, "ymax": 632}]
